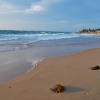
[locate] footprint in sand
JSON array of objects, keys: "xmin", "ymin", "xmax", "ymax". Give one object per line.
[{"xmin": 84, "ymin": 91, "xmax": 92, "ymax": 95}]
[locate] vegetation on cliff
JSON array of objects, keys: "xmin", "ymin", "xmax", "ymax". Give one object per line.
[{"xmin": 78, "ymin": 28, "xmax": 100, "ymax": 34}]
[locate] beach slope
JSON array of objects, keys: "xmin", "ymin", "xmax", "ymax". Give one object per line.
[{"xmin": 0, "ymin": 48, "xmax": 100, "ymax": 100}]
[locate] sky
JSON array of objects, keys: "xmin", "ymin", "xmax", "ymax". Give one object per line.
[{"xmin": 0, "ymin": 0, "xmax": 100, "ymax": 32}]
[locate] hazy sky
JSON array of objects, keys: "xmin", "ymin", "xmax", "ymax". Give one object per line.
[{"xmin": 0, "ymin": 0, "xmax": 100, "ymax": 31}]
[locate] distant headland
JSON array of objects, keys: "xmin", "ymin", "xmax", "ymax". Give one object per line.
[{"xmin": 78, "ymin": 28, "xmax": 100, "ymax": 34}]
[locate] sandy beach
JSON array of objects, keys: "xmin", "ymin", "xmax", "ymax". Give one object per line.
[{"xmin": 0, "ymin": 48, "xmax": 100, "ymax": 100}]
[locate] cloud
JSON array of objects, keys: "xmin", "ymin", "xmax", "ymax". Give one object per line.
[
  {"xmin": 0, "ymin": 1, "xmax": 16, "ymax": 14},
  {"xmin": 0, "ymin": 1, "xmax": 14, "ymax": 9},
  {"xmin": 60, "ymin": 20, "xmax": 68, "ymax": 23},
  {"xmin": 0, "ymin": 0, "xmax": 62, "ymax": 14},
  {"xmin": 24, "ymin": 4, "xmax": 44, "ymax": 13},
  {"xmin": 24, "ymin": 0, "xmax": 62, "ymax": 13}
]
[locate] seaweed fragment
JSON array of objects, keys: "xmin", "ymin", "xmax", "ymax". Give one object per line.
[
  {"xmin": 50, "ymin": 84, "xmax": 65, "ymax": 93},
  {"xmin": 91, "ymin": 65, "xmax": 100, "ymax": 70}
]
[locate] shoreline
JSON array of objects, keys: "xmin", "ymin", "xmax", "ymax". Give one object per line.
[
  {"xmin": 1, "ymin": 43, "xmax": 100, "ymax": 84},
  {"xmin": 78, "ymin": 32, "xmax": 100, "ymax": 35},
  {"xmin": 0, "ymin": 48, "xmax": 100, "ymax": 100},
  {"xmin": 0, "ymin": 46, "xmax": 99, "ymax": 84},
  {"xmin": 0, "ymin": 48, "xmax": 85, "ymax": 84}
]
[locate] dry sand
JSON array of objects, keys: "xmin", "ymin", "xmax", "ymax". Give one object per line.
[{"xmin": 0, "ymin": 48, "xmax": 100, "ymax": 100}]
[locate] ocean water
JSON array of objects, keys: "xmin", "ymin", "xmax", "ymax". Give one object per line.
[
  {"xmin": 0, "ymin": 30, "xmax": 100, "ymax": 52},
  {"xmin": 0, "ymin": 30, "xmax": 100, "ymax": 83}
]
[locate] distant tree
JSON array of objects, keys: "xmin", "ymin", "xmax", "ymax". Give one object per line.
[{"xmin": 89, "ymin": 28, "xmax": 91, "ymax": 31}]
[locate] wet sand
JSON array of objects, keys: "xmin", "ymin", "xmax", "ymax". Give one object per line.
[
  {"xmin": 0, "ymin": 48, "xmax": 100, "ymax": 100},
  {"xmin": 0, "ymin": 45, "xmax": 91, "ymax": 84}
]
